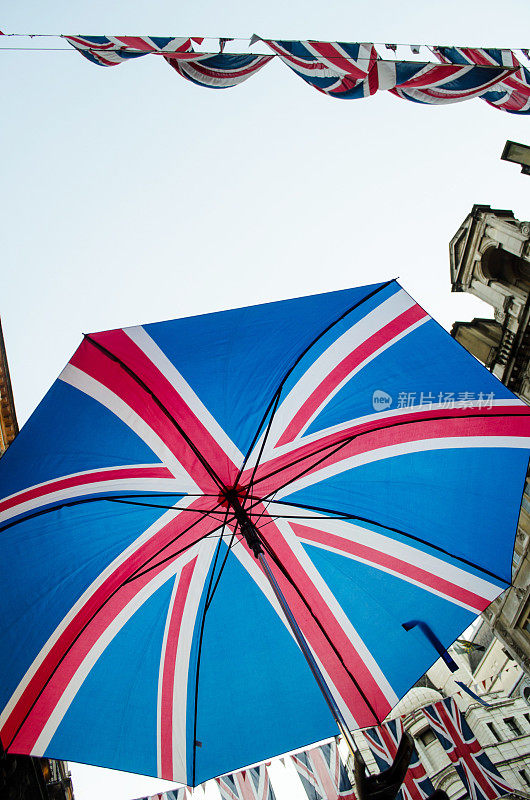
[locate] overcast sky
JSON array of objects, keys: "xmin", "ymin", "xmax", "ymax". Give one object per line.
[{"xmin": 2, "ymin": 1, "xmax": 530, "ymax": 798}]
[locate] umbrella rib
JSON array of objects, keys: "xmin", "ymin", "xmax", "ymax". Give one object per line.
[
  {"xmin": 3, "ymin": 524, "xmax": 220, "ymax": 754},
  {"xmin": 253, "ymin": 435, "xmax": 355, "ymax": 498},
  {"xmin": 240, "ymin": 390, "xmax": 282, "ymax": 509},
  {"xmin": 122, "ymin": 501, "xmax": 229, "ymax": 585},
  {"xmin": 191, "ymin": 508, "xmax": 232, "ymax": 786},
  {"xmin": 246, "ymin": 494, "xmax": 278, "ymax": 530},
  {"xmin": 0, "ymin": 494, "xmax": 219, "ymax": 536},
  {"xmin": 261, "ymin": 497, "xmax": 509, "ymax": 585},
  {"xmin": 257, "ymin": 511, "xmax": 354, "ymax": 521},
  {"xmin": 107, "ymin": 498, "xmax": 229, "ymax": 518},
  {"xmin": 257, "ymin": 534, "xmax": 380, "ymax": 725},
  {"xmin": 84, "ymin": 334, "xmax": 227, "ymax": 492},
  {"xmin": 247, "ymin": 409, "xmax": 528, "ymax": 494},
  {"xmin": 234, "ymin": 280, "xmax": 396, "ymax": 486},
  {"xmin": 204, "ymin": 526, "xmax": 237, "ymax": 613}
]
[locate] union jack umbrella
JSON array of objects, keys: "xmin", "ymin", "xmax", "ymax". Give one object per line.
[
  {"xmin": 434, "ymin": 47, "xmax": 530, "ymax": 113},
  {"xmin": 217, "ymin": 764, "xmax": 276, "ymax": 800},
  {"xmin": 422, "ymin": 698, "xmax": 513, "ymax": 800},
  {"xmin": 362, "ymin": 718, "xmax": 435, "ymax": 800},
  {"xmin": 0, "ymin": 280, "xmax": 529, "ymax": 786},
  {"xmin": 290, "ymin": 739, "xmax": 357, "ymax": 800}
]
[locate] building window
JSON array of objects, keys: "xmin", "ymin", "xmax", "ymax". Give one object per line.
[
  {"xmin": 524, "ymin": 713, "xmax": 530, "ymax": 727},
  {"xmin": 417, "ymin": 728, "xmax": 436, "ymax": 747},
  {"xmin": 519, "ymin": 603, "xmax": 530, "ymax": 637},
  {"xmin": 504, "ymin": 717, "xmax": 523, "ymax": 737},
  {"xmin": 486, "ymin": 722, "xmax": 501, "ymax": 742},
  {"xmin": 519, "ymin": 769, "xmax": 530, "ymax": 787}
]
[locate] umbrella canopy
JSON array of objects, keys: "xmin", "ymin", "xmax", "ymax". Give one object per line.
[{"xmin": 0, "ymin": 280, "xmax": 529, "ymax": 786}]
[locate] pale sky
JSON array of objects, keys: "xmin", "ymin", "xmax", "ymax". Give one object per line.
[{"xmin": 2, "ymin": 1, "xmax": 530, "ymax": 798}]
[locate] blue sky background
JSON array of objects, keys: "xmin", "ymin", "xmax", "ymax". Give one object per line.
[
  {"xmin": 2, "ymin": 0, "xmax": 530, "ymax": 797},
  {"xmin": 3, "ymin": 0, "xmax": 530, "ymax": 426}
]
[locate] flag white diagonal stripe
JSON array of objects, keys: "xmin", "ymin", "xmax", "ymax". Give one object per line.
[{"xmin": 61, "ymin": 363, "xmax": 199, "ymax": 489}]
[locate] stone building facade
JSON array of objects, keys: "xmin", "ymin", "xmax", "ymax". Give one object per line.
[
  {"xmin": 0, "ymin": 319, "xmax": 18, "ymax": 454},
  {"xmin": 345, "ymin": 633, "xmax": 530, "ymax": 800},
  {"xmin": 449, "ymin": 204, "xmax": 530, "ymax": 677},
  {"xmin": 342, "ymin": 205, "xmax": 530, "ymax": 800}
]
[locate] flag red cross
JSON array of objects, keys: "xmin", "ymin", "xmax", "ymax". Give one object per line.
[
  {"xmin": 422, "ymin": 699, "xmax": 512, "ymax": 800},
  {"xmin": 362, "ymin": 718, "xmax": 434, "ymax": 800}
]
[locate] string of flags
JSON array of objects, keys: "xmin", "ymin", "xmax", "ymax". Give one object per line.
[
  {"xmin": 288, "ymin": 739, "xmax": 357, "ymax": 800},
  {"xmin": 217, "ymin": 765, "xmax": 277, "ymax": 800},
  {"xmin": 2, "ymin": 32, "xmax": 530, "ymax": 110},
  {"xmin": 457, "ymin": 660, "xmax": 522, "ymax": 699},
  {"xmin": 136, "ymin": 790, "xmax": 190, "ymax": 800},
  {"xmin": 135, "ymin": 698, "xmax": 512, "ymax": 800}
]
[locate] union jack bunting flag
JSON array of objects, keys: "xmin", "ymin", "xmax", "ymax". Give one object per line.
[
  {"xmin": 362, "ymin": 718, "xmax": 435, "ymax": 800},
  {"xmin": 387, "ymin": 62, "xmax": 513, "ymax": 105},
  {"xmin": 217, "ymin": 765, "xmax": 276, "ymax": 800},
  {"xmin": 263, "ymin": 40, "xmax": 377, "ymax": 97},
  {"xmin": 1, "ymin": 281, "xmax": 529, "ymax": 784},
  {"xmin": 64, "ymin": 34, "xmax": 516, "ymax": 105},
  {"xmin": 264, "ymin": 42, "xmax": 511, "ymax": 102},
  {"xmin": 434, "ymin": 47, "xmax": 530, "ymax": 113},
  {"xmin": 345, "ymin": 61, "xmax": 511, "ymax": 103},
  {"xmin": 64, "ymin": 35, "xmax": 199, "ymax": 66},
  {"xmin": 422, "ymin": 698, "xmax": 512, "ymax": 800},
  {"xmin": 135, "ymin": 788, "xmax": 191, "ymax": 800},
  {"xmin": 291, "ymin": 739, "xmax": 356, "ymax": 800},
  {"xmin": 165, "ymin": 53, "xmax": 273, "ymax": 89}
]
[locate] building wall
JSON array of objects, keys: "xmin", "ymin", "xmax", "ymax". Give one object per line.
[
  {"xmin": 342, "ymin": 209, "xmax": 530, "ymax": 798},
  {"xmin": 344, "ymin": 679, "xmax": 530, "ymax": 800},
  {"xmin": 0, "ymin": 319, "xmax": 18, "ymax": 454},
  {"xmin": 450, "ymin": 204, "xmax": 530, "ymax": 677}
]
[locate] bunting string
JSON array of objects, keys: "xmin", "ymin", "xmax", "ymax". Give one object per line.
[
  {"xmin": 289, "ymin": 739, "xmax": 357, "ymax": 800},
  {"xmin": 1, "ymin": 31, "xmax": 530, "ymax": 110},
  {"xmin": 217, "ymin": 764, "xmax": 276, "ymax": 800}
]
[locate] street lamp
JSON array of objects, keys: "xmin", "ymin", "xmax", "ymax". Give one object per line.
[{"xmin": 501, "ymin": 140, "xmax": 530, "ymax": 175}]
